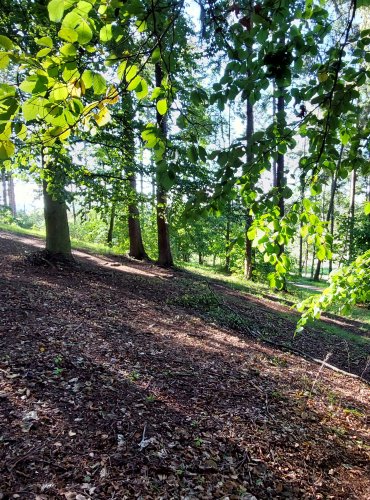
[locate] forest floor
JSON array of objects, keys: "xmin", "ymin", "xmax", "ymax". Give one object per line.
[{"xmin": 0, "ymin": 230, "xmax": 369, "ymax": 500}]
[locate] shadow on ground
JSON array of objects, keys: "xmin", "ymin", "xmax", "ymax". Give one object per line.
[{"xmin": 1, "ymin": 232, "xmax": 369, "ymax": 499}]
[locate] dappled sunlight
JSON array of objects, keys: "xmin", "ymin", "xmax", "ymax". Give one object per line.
[{"xmin": 1, "ymin": 232, "xmax": 369, "ymax": 498}]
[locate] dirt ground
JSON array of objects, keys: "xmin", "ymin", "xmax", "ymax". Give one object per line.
[{"xmin": 0, "ymin": 231, "xmax": 369, "ymax": 499}]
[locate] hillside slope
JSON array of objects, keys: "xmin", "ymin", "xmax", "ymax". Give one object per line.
[{"xmin": 0, "ymin": 231, "xmax": 369, "ymax": 499}]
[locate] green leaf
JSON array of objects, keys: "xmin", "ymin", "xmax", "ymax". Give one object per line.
[
  {"xmin": 135, "ymin": 79, "xmax": 148, "ymax": 99},
  {"xmin": 58, "ymin": 27, "xmax": 78, "ymax": 42},
  {"xmin": 36, "ymin": 36, "xmax": 53, "ymax": 48},
  {"xmin": 50, "ymin": 83, "xmax": 69, "ymax": 101},
  {"xmin": 0, "ymin": 140, "xmax": 15, "ymax": 160},
  {"xmin": 100, "ymin": 24, "xmax": 113, "ymax": 42},
  {"xmin": 198, "ymin": 146, "xmax": 207, "ymax": 162},
  {"xmin": 364, "ymin": 201, "xmax": 370, "ymax": 215},
  {"xmin": 94, "ymin": 106, "xmax": 111, "ymax": 127},
  {"xmin": 60, "ymin": 43, "xmax": 77, "ymax": 57},
  {"xmin": 127, "ymin": 76, "xmax": 141, "ymax": 91},
  {"xmin": 77, "ymin": 0, "xmax": 93, "ymax": 16},
  {"xmin": 0, "ymin": 35, "xmax": 13, "ymax": 50},
  {"xmin": 63, "ymin": 10, "xmax": 92, "ymax": 45},
  {"xmin": 82, "ymin": 70, "xmax": 94, "ymax": 89},
  {"xmin": 316, "ymin": 245, "xmax": 325, "ymax": 261},
  {"xmin": 157, "ymin": 98, "xmax": 168, "ymax": 115},
  {"xmin": 0, "ymin": 53, "xmax": 10, "ymax": 70},
  {"xmin": 92, "ymin": 73, "xmax": 106, "ymax": 95},
  {"xmin": 151, "ymin": 47, "xmax": 161, "ymax": 63},
  {"xmin": 187, "ymin": 145, "xmax": 198, "ymax": 163},
  {"xmin": 36, "ymin": 47, "xmax": 52, "ymax": 58},
  {"xmin": 48, "ymin": 0, "xmax": 65, "ymax": 22}
]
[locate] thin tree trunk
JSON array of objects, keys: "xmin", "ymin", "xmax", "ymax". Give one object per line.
[
  {"xmin": 348, "ymin": 168, "xmax": 356, "ymax": 261},
  {"xmin": 311, "ymin": 247, "xmax": 315, "ymax": 279},
  {"xmin": 155, "ymin": 63, "xmax": 173, "ymax": 267},
  {"xmin": 244, "ymin": 214, "xmax": 253, "ymax": 279},
  {"xmin": 314, "ymin": 170, "xmax": 339, "ymax": 280},
  {"xmin": 42, "ymin": 151, "xmax": 72, "ymax": 258},
  {"xmin": 272, "ymin": 81, "xmax": 277, "ymax": 188},
  {"xmin": 128, "ymin": 174, "xmax": 148, "ymax": 260},
  {"xmin": 107, "ymin": 204, "xmax": 115, "ymax": 246},
  {"xmin": 2, "ymin": 168, "xmax": 8, "ymax": 207},
  {"xmin": 276, "ymin": 82, "xmax": 287, "ymax": 290},
  {"xmin": 225, "ymin": 202, "xmax": 231, "ymax": 272},
  {"xmin": 244, "ymin": 10, "xmax": 254, "ymax": 279},
  {"xmin": 7, "ymin": 175, "xmax": 16, "ymax": 215}
]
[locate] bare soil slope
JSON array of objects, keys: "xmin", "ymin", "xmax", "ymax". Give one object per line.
[{"xmin": 0, "ymin": 232, "xmax": 369, "ymax": 499}]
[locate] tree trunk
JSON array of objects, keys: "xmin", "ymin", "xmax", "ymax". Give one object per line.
[
  {"xmin": 276, "ymin": 83, "xmax": 287, "ymax": 290},
  {"xmin": 299, "ymin": 232, "xmax": 303, "ymax": 277},
  {"xmin": 107, "ymin": 204, "xmax": 115, "ymax": 246},
  {"xmin": 225, "ymin": 204, "xmax": 231, "ymax": 272},
  {"xmin": 2, "ymin": 168, "xmax": 7, "ymax": 207},
  {"xmin": 7, "ymin": 175, "xmax": 16, "ymax": 215},
  {"xmin": 43, "ymin": 181, "xmax": 72, "ymax": 258},
  {"xmin": 313, "ymin": 174, "xmax": 337, "ymax": 280},
  {"xmin": 244, "ymin": 6, "xmax": 254, "ymax": 280},
  {"xmin": 198, "ymin": 252, "xmax": 203, "ymax": 265},
  {"xmin": 244, "ymin": 215, "xmax": 253, "ymax": 279},
  {"xmin": 155, "ymin": 63, "xmax": 173, "ymax": 267},
  {"xmin": 42, "ymin": 151, "xmax": 72, "ymax": 259},
  {"xmin": 348, "ymin": 168, "xmax": 356, "ymax": 261},
  {"xmin": 128, "ymin": 175, "xmax": 148, "ymax": 260},
  {"xmin": 272, "ymin": 81, "xmax": 277, "ymax": 188},
  {"xmin": 310, "ymin": 247, "xmax": 315, "ymax": 279}
]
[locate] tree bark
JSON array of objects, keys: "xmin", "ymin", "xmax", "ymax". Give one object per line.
[
  {"xmin": 225, "ymin": 203, "xmax": 231, "ymax": 273},
  {"xmin": 155, "ymin": 62, "xmax": 173, "ymax": 267},
  {"xmin": 42, "ymin": 152, "xmax": 72, "ymax": 258},
  {"xmin": 276, "ymin": 83, "xmax": 287, "ymax": 290},
  {"xmin": 2, "ymin": 168, "xmax": 7, "ymax": 207},
  {"xmin": 348, "ymin": 168, "xmax": 356, "ymax": 262},
  {"xmin": 43, "ymin": 181, "xmax": 72, "ymax": 258},
  {"xmin": 128, "ymin": 174, "xmax": 148, "ymax": 260},
  {"xmin": 7, "ymin": 175, "xmax": 16, "ymax": 215},
  {"xmin": 107, "ymin": 204, "xmax": 115, "ymax": 246},
  {"xmin": 243, "ymin": 5, "xmax": 254, "ymax": 280}
]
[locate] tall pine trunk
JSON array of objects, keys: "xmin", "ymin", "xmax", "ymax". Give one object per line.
[
  {"xmin": 244, "ymin": 8, "xmax": 254, "ymax": 279},
  {"xmin": 244, "ymin": 89, "xmax": 254, "ymax": 279},
  {"xmin": 348, "ymin": 168, "xmax": 356, "ymax": 262},
  {"xmin": 155, "ymin": 63, "xmax": 173, "ymax": 267},
  {"xmin": 276, "ymin": 83, "xmax": 287, "ymax": 290}
]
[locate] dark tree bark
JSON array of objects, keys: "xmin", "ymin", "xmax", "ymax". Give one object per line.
[
  {"xmin": 155, "ymin": 62, "xmax": 173, "ymax": 267},
  {"xmin": 128, "ymin": 174, "xmax": 148, "ymax": 260},
  {"xmin": 314, "ymin": 146, "xmax": 342, "ymax": 280},
  {"xmin": 348, "ymin": 167, "xmax": 356, "ymax": 262},
  {"xmin": 276, "ymin": 84, "xmax": 287, "ymax": 290},
  {"xmin": 107, "ymin": 204, "xmax": 115, "ymax": 246},
  {"xmin": 243, "ymin": 5, "xmax": 254, "ymax": 280},
  {"xmin": 225, "ymin": 202, "xmax": 231, "ymax": 273}
]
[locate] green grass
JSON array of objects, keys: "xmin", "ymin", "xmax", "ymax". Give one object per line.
[
  {"xmin": 177, "ymin": 261, "xmax": 370, "ymax": 330},
  {"xmin": 0, "ymin": 222, "xmax": 124, "ymax": 257},
  {"xmin": 0, "ymin": 223, "xmax": 45, "ymax": 238},
  {"xmin": 1, "ymin": 222, "xmax": 368, "ymax": 330}
]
